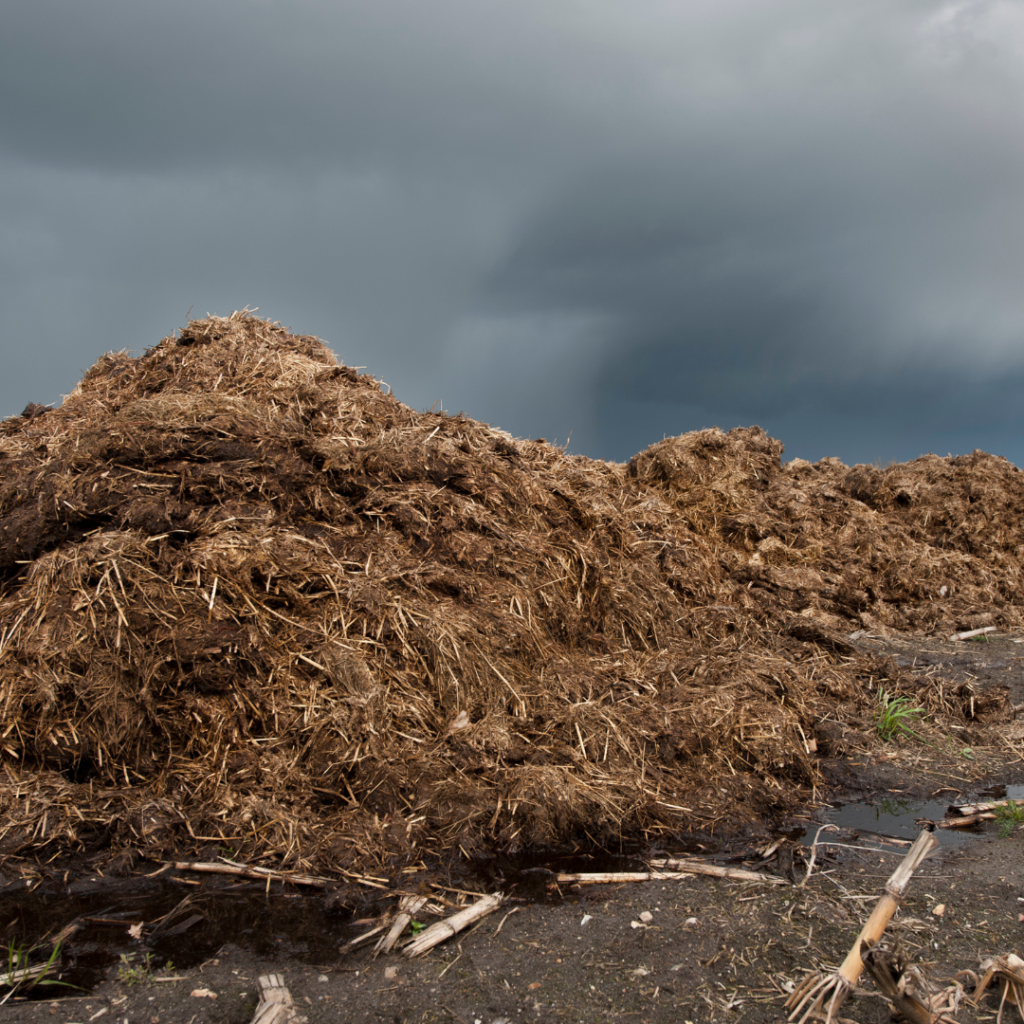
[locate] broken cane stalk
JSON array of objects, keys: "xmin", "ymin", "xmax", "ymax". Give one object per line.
[
  {"xmin": 251, "ymin": 973, "xmax": 299, "ymax": 1024},
  {"xmin": 403, "ymin": 893, "xmax": 503, "ymax": 957},
  {"xmin": 375, "ymin": 895, "xmax": 428, "ymax": 956},
  {"xmin": 561, "ymin": 862, "xmax": 786, "ymax": 885},
  {"xmin": 860, "ymin": 944, "xmax": 936, "ymax": 1024},
  {"xmin": 974, "ymin": 953, "xmax": 1024, "ymax": 1024},
  {"xmin": 785, "ymin": 828, "xmax": 938, "ymax": 1024}
]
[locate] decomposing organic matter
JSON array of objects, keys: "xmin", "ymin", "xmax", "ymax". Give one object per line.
[{"xmin": 1, "ymin": 311, "xmax": 1022, "ymax": 874}]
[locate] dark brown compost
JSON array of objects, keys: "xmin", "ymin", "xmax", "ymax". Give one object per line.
[{"xmin": 1, "ymin": 311, "xmax": 1022, "ymax": 873}]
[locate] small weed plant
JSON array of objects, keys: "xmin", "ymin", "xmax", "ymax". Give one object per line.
[
  {"xmin": 944, "ymin": 735, "xmax": 975, "ymax": 760},
  {"xmin": 117, "ymin": 953, "xmax": 161, "ymax": 986},
  {"xmin": 994, "ymin": 799, "xmax": 1024, "ymax": 839},
  {"xmin": 1, "ymin": 940, "xmax": 70, "ymax": 1005},
  {"xmin": 875, "ymin": 690, "xmax": 927, "ymax": 743}
]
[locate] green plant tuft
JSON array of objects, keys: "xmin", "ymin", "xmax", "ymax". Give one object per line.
[
  {"xmin": 875, "ymin": 689, "xmax": 927, "ymax": 742},
  {"xmin": 1, "ymin": 940, "xmax": 71, "ymax": 1006},
  {"xmin": 117, "ymin": 953, "xmax": 159, "ymax": 986},
  {"xmin": 994, "ymin": 799, "xmax": 1024, "ymax": 839}
]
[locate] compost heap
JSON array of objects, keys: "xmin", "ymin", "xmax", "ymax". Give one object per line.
[{"xmin": 1, "ymin": 311, "xmax": 1022, "ymax": 875}]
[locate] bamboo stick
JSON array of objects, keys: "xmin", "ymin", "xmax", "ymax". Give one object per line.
[
  {"xmin": 403, "ymin": 893, "xmax": 503, "ymax": 957},
  {"xmin": 251, "ymin": 973, "xmax": 299, "ymax": 1024},
  {"xmin": 785, "ymin": 829, "xmax": 938, "ymax": 1024},
  {"xmin": 375, "ymin": 895, "xmax": 427, "ymax": 956}
]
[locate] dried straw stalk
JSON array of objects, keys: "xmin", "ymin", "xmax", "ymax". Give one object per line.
[
  {"xmin": 785, "ymin": 829, "xmax": 938, "ymax": 1024},
  {"xmin": 251, "ymin": 973, "xmax": 299, "ymax": 1024},
  {"xmin": 403, "ymin": 893, "xmax": 504, "ymax": 957},
  {"xmin": 559, "ymin": 860, "xmax": 785, "ymax": 885},
  {"xmin": 375, "ymin": 895, "xmax": 428, "ymax": 956},
  {"xmin": 1, "ymin": 312, "xmax": 1021, "ymax": 873}
]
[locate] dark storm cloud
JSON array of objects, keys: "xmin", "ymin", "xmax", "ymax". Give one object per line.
[
  {"xmin": 3, "ymin": 0, "xmax": 1024, "ymax": 466},
  {"xmin": 479, "ymin": 147, "xmax": 1024, "ymax": 462},
  {"xmin": 467, "ymin": 31, "xmax": 1024, "ymax": 462}
]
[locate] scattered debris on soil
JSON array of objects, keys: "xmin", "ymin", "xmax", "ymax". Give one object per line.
[
  {"xmin": 2, "ymin": 824, "xmax": 1023, "ymax": 1024},
  {"xmin": 1, "ymin": 310, "xmax": 1023, "ymax": 878}
]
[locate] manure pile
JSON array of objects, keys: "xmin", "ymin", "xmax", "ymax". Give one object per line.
[{"xmin": 1, "ymin": 311, "xmax": 1022, "ymax": 874}]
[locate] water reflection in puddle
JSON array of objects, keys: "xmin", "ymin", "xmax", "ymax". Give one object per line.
[
  {"xmin": 809, "ymin": 784, "xmax": 1024, "ymax": 848},
  {"xmin": 0, "ymin": 881, "xmax": 356, "ymax": 996}
]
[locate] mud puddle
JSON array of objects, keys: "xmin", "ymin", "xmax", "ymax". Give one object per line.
[
  {"xmin": 801, "ymin": 783, "xmax": 1024, "ymax": 850},
  {"xmin": 0, "ymin": 878, "xmax": 351, "ymax": 997}
]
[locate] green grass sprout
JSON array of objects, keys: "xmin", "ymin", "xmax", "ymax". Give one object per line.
[
  {"xmin": 875, "ymin": 689, "xmax": 928, "ymax": 743},
  {"xmin": 0, "ymin": 939, "xmax": 72, "ymax": 1006},
  {"xmin": 117, "ymin": 952, "xmax": 160, "ymax": 986},
  {"xmin": 994, "ymin": 799, "xmax": 1024, "ymax": 839}
]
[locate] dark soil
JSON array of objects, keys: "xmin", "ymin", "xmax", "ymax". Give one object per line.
[{"xmin": 4, "ymin": 635, "xmax": 1023, "ymax": 1024}]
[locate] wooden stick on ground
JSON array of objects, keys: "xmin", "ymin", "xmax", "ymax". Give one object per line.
[
  {"xmin": 561, "ymin": 861, "xmax": 786, "ymax": 886},
  {"xmin": 375, "ymin": 895, "xmax": 428, "ymax": 956},
  {"xmin": 784, "ymin": 829, "xmax": 939, "ymax": 1024},
  {"xmin": 403, "ymin": 893, "xmax": 504, "ymax": 957},
  {"xmin": 167, "ymin": 858, "xmax": 388, "ymax": 890},
  {"xmin": 251, "ymin": 973, "xmax": 299, "ymax": 1024},
  {"xmin": 974, "ymin": 954, "xmax": 1024, "ymax": 1024},
  {"xmin": 860, "ymin": 944, "xmax": 936, "ymax": 1024}
]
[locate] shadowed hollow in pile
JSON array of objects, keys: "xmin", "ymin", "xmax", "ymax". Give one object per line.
[{"xmin": 1, "ymin": 312, "xmax": 1022, "ymax": 874}]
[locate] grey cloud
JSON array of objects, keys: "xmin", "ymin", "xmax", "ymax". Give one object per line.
[
  {"xmin": 594, "ymin": 364, "xmax": 1024, "ymax": 468},
  {"xmin": 0, "ymin": 155, "xmax": 517, "ymax": 414},
  {"xmin": 0, "ymin": 0, "xmax": 633, "ymax": 175},
  {"xmin": 461, "ymin": 29, "xmax": 1024, "ymax": 459},
  {"xmin": 3, "ymin": 0, "xmax": 1024, "ymax": 469}
]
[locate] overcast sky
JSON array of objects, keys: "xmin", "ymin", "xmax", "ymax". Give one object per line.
[{"xmin": 3, "ymin": 0, "xmax": 1024, "ymax": 466}]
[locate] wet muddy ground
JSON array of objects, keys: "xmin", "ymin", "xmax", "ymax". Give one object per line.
[{"xmin": 3, "ymin": 633, "xmax": 1024, "ymax": 1024}]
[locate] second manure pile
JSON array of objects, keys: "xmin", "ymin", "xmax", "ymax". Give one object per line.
[{"xmin": 1, "ymin": 312, "xmax": 1022, "ymax": 875}]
